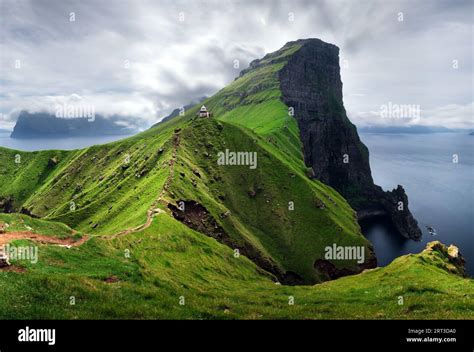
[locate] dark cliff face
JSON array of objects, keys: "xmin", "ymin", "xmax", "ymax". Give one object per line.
[{"xmin": 277, "ymin": 39, "xmax": 422, "ymax": 240}]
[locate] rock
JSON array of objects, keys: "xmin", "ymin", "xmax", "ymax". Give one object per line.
[
  {"xmin": 0, "ymin": 196, "xmax": 15, "ymax": 213},
  {"xmin": 220, "ymin": 210, "xmax": 231, "ymax": 218},
  {"xmin": 0, "ymin": 257, "xmax": 10, "ymax": 268},
  {"xmin": 276, "ymin": 38, "xmax": 421, "ymax": 240},
  {"xmin": 48, "ymin": 157, "xmax": 58, "ymax": 167},
  {"xmin": 448, "ymin": 245, "xmax": 460, "ymax": 259},
  {"xmin": 424, "ymin": 241, "xmax": 466, "ymax": 276},
  {"xmin": 313, "ymin": 197, "xmax": 326, "ymax": 209}
]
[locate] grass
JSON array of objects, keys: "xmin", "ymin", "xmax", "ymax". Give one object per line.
[
  {"xmin": 0, "ymin": 212, "xmax": 471, "ymax": 319},
  {"xmin": 171, "ymin": 118, "xmax": 369, "ymax": 283},
  {"xmin": 0, "ymin": 40, "xmax": 471, "ymax": 319},
  {"xmin": 0, "ymin": 213, "xmax": 80, "ymax": 239}
]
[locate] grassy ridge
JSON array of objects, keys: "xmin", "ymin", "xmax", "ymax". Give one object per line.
[
  {"xmin": 0, "ymin": 40, "xmax": 471, "ymax": 318},
  {"xmin": 0, "ymin": 212, "xmax": 471, "ymax": 319},
  {"xmin": 17, "ymin": 129, "xmax": 174, "ymax": 235},
  {"xmin": 0, "ymin": 147, "xmax": 74, "ymax": 209},
  {"xmin": 171, "ymin": 118, "xmax": 370, "ymax": 282}
]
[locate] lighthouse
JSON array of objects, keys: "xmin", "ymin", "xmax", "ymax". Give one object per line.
[{"xmin": 198, "ymin": 105, "xmax": 211, "ymax": 118}]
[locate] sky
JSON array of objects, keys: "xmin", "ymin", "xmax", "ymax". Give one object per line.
[{"xmin": 0, "ymin": 0, "xmax": 472, "ymax": 130}]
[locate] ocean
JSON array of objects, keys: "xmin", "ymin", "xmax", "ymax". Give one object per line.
[
  {"xmin": 0, "ymin": 132, "xmax": 132, "ymax": 151},
  {"xmin": 360, "ymin": 132, "xmax": 473, "ymax": 275}
]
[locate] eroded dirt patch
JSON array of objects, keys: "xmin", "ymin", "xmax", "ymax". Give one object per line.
[
  {"xmin": 168, "ymin": 200, "xmax": 303, "ymax": 285},
  {"xmin": 0, "ymin": 231, "xmax": 87, "ymax": 247}
]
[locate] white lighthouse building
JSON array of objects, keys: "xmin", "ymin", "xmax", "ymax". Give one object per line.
[{"xmin": 198, "ymin": 105, "xmax": 211, "ymax": 118}]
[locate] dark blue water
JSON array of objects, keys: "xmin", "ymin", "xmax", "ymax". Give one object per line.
[
  {"xmin": 0, "ymin": 132, "xmax": 132, "ymax": 151},
  {"xmin": 360, "ymin": 133, "xmax": 473, "ymax": 275}
]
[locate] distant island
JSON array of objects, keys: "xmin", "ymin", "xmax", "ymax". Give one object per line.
[{"xmin": 10, "ymin": 111, "xmax": 137, "ymax": 139}]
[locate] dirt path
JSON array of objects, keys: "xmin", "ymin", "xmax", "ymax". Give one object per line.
[
  {"xmin": 0, "ymin": 231, "xmax": 88, "ymax": 247},
  {"xmin": 97, "ymin": 131, "xmax": 180, "ymax": 239},
  {"xmin": 0, "ymin": 131, "xmax": 181, "ymax": 248}
]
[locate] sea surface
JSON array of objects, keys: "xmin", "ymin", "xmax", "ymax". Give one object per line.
[
  {"xmin": 0, "ymin": 132, "xmax": 132, "ymax": 151},
  {"xmin": 360, "ymin": 132, "xmax": 473, "ymax": 275}
]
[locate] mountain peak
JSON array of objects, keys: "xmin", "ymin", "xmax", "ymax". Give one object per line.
[{"xmin": 282, "ymin": 37, "xmax": 339, "ymax": 50}]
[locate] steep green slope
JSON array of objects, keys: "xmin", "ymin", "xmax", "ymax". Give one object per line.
[
  {"xmin": 0, "ymin": 62, "xmax": 378, "ymax": 284},
  {"xmin": 0, "ymin": 147, "xmax": 74, "ymax": 211},
  {"xmin": 168, "ymin": 118, "xmax": 371, "ymax": 283},
  {"xmin": 1, "ymin": 39, "xmax": 470, "ymax": 318},
  {"xmin": 16, "ymin": 129, "xmax": 173, "ymax": 235},
  {"xmin": 0, "ymin": 114, "xmax": 371, "ymax": 283},
  {"xmin": 205, "ymin": 42, "xmax": 304, "ymax": 168},
  {"xmin": 0, "ymin": 212, "xmax": 471, "ymax": 319}
]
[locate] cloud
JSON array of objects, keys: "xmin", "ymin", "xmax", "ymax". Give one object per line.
[
  {"xmin": 0, "ymin": 0, "xmax": 472, "ymax": 130},
  {"xmin": 349, "ymin": 102, "xmax": 474, "ymax": 129}
]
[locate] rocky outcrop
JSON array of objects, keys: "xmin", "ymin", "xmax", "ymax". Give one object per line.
[
  {"xmin": 314, "ymin": 256, "xmax": 377, "ymax": 280},
  {"xmin": 276, "ymin": 39, "xmax": 421, "ymax": 240},
  {"xmin": 0, "ymin": 196, "xmax": 15, "ymax": 213},
  {"xmin": 423, "ymin": 241, "xmax": 466, "ymax": 277}
]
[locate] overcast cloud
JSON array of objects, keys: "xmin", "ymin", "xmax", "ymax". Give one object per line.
[{"xmin": 0, "ymin": 0, "xmax": 472, "ymax": 130}]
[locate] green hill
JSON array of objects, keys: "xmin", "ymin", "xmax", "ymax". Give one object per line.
[
  {"xmin": 0, "ymin": 38, "xmax": 471, "ymax": 319},
  {"xmin": 0, "ymin": 211, "xmax": 471, "ymax": 319}
]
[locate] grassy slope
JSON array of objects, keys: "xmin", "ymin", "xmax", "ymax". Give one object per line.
[
  {"xmin": 0, "ymin": 212, "xmax": 471, "ymax": 319},
  {"xmin": 0, "ymin": 147, "xmax": 74, "ymax": 209},
  {"xmin": 163, "ymin": 41, "xmax": 371, "ymax": 282},
  {"xmin": 0, "ymin": 41, "xmax": 471, "ymax": 317},
  {"xmin": 0, "ymin": 213, "xmax": 80, "ymax": 240},
  {"xmin": 0, "ymin": 46, "xmax": 373, "ymax": 283},
  {"xmin": 171, "ymin": 118, "xmax": 369, "ymax": 282},
  {"xmin": 13, "ymin": 128, "xmax": 173, "ymax": 236}
]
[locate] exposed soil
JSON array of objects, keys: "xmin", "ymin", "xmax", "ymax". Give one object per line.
[
  {"xmin": 168, "ymin": 199, "xmax": 303, "ymax": 285},
  {"xmin": 314, "ymin": 256, "xmax": 377, "ymax": 280},
  {"xmin": 104, "ymin": 275, "xmax": 120, "ymax": 283},
  {"xmin": 0, "ymin": 231, "xmax": 87, "ymax": 247},
  {"xmin": 0, "ymin": 231, "xmax": 87, "ymax": 271}
]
